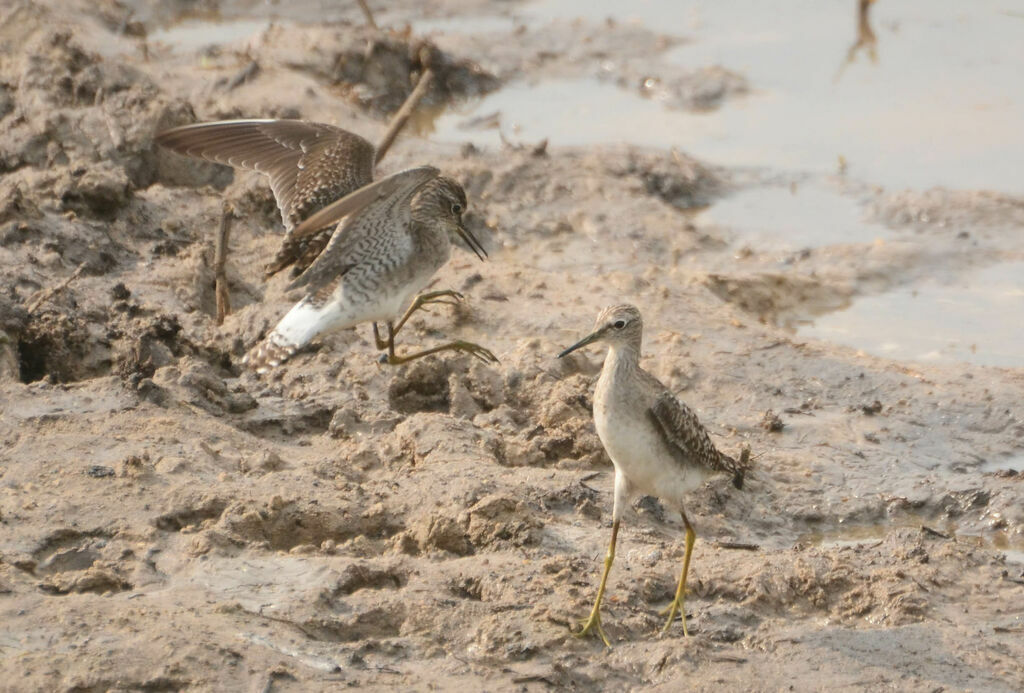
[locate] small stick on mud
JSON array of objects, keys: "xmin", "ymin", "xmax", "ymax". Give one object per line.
[
  {"xmin": 375, "ymin": 68, "xmax": 435, "ymax": 165},
  {"xmin": 26, "ymin": 262, "xmax": 87, "ymax": 314},
  {"xmin": 714, "ymin": 541, "xmax": 760, "ymax": 551},
  {"xmin": 920, "ymin": 525, "xmax": 951, "ymax": 540},
  {"xmin": 356, "ymin": 0, "xmax": 379, "ymax": 30},
  {"xmin": 215, "ymin": 204, "xmax": 233, "ymax": 325},
  {"xmin": 224, "ymin": 60, "xmax": 260, "ymax": 92}
]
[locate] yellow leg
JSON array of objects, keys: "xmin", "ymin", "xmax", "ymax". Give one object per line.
[
  {"xmin": 661, "ymin": 511, "xmax": 696, "ymax": 637},
  {"xmin": 372, "ymin": 323, "xmax": 388, "ymax": 350},
  {"xmin": 574, "ymin": 520, "xmax": 619, "ymax": 648},
  {"xmin": 393, "ymin": 290, "xmax": 464, "ymax": 335},
  {"xmin": 377, "ymin": 322, "xmax": 497, "ymax": 366},
  {"xmin": 384, "ymin": 339, "xmax": 498, "ymax": 365}
]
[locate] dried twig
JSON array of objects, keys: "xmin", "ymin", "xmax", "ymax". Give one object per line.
[
  {"xmin": 375, "ymin": 68, "xmax": 435, "ymax": 165},
  {"xmin": 224, "ymin": 60, "xmax": 260, "ymax": 92},
  {"xmin": 215, "ymin": 204, "xmax": 233, "ymax": 325},
  {"xmin": 356, "ymin": 0, "xmax": 378, "ymax": 30},
  {"xmin": 714, "ymin": 541, "xmax": 760, "ymax": 551},
  {"xmin": 27, "ymin": 262, "xmax": 87, "ymax": 314},
  {"xmin": 920, "ymin": 525, "xmax": 951, "ymax": 540}
]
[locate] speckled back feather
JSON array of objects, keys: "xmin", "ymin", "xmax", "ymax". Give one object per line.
[
  {"xmin": 648, "ymin": 391, "xmax": 750, "ymax": 489},
  {"xmin": 286, "ymin": 166, "xmax": 441, "ymax": 298}
]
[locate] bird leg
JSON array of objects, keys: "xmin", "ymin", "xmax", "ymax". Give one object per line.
[
  {"xmin": 574, "ymin": 519, "xmax": 620, "ymax": 648},
  {"xmin": 378, "ymin": 312, "xmax": 497, "ymax": 366},
  {"xmin": 661, "ymin": 511, "xmax": 696, "ymax": 637},
  {"xmin": 392, "ymin": 290, "xmax": 464, "ymax": 336},
  {"xmin": 383, "ymin": 338, "xmax": 498, "ymax": 366},
  {"xmin": 372, "ymin": 323, "xmax": 389, "ymax": 350}
]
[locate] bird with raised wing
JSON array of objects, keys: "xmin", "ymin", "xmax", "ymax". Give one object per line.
[
  {"xmin": 156, "ymin": 120, "xmax": 495, "ymax": 370},
  {"xmin": 242, "ymin": 166, "xmax": 495, "ymax": 371},
  {"xmin": 558, "ymin": 304, "xmax": 750, "ymax": 646}
]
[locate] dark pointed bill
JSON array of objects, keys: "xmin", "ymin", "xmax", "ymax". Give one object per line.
[
  {"xmin": 557, "ymin": 331, "xmax": 601, "ymax": 358},
  {"xmin": 457, "ymin": 223, "xmax": 488, "ymax": 261}
]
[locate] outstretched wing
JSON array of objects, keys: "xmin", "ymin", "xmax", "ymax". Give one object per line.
[
  {"xmin": 648, "ymin": 390, "xmax": 747, "ymax": 488},
  {"xmin": 286, "ymin": 166, "xmax": 441, "ymax": 297},
  {"xmin": 155, "ymin": 119, "xmax": 374, "ymax": 231}
]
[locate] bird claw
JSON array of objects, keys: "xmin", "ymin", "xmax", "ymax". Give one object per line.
[
  {"xmin": 451, "ymin": 340, "xmax": 499, "ymax": 365},
  {"xmin": 414, "ymin": 289, "xmax": 464, "ymax": 309},
  {"xmin": 659, "ymin": 599, "xmax": 690, "ymax": 637},
  {"xmin": 572, "ymin": 612, "xmax": 611, "ymax": 648}
]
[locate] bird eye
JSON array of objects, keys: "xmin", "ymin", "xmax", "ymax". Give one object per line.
[
  {"xmin": 613, "ymin": 320, "xmax": 626, "ymax": 329},
  {"xmin": 451, "ymin": 203, "xmax": 463, "ymax": 215}
]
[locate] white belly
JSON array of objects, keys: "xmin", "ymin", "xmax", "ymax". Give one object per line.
[{"xmin": 595, "ymin": 397, "xmax": 709, "ymax": 505}]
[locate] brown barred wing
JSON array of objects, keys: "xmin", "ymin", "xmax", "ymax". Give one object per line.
[
  {"xmin": 649, "ymin": 391, "xmax": 748, "ymax": 489},
  {"xmin": 156, "ymin": 119, "xmax": 374, "ymax": 229},
  {"xmin": 286, "ymin": 166, "xmax": 440, "ymax": 297}
]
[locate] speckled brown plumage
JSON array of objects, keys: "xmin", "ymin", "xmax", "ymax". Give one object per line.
[
  {"xmin": 155, "ymin": 119, "xmax": 375, "ymax": 276},
  {"xmin": 650, "ymin": 389, "xmax": 747, "ymax": 488}
]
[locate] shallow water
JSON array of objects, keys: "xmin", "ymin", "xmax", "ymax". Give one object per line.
[
  {"xmin": 693, "ymin": 182, "xmax": 889, "ymax": 250},
  {"xmin": 148, "ymin": 16, "xmax": 274, "ymax": 51},
  {"xmin": 799, "ymin": 261, "xmax": 1024, "ymax": 368},
  {"xmin": 981, "ymin": 454, "xmax": 1024, "ymax": 474},
  {"xmin": 523, "ymin": 0, "xmax": 1024, "ymax": 193}
]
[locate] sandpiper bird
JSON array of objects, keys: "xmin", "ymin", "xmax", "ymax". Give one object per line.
[
  {"xmin": 156, "ymin": 120, "xmax": 494, "ymax": 370},
  {"xmin": 558, "ymin": 304, "xmax": 750, "ymax": 646}
]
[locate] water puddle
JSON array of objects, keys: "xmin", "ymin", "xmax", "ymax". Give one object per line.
[
  {"xmin": 693, "ymin": 182, "xmax": 888, "ymax": 250},
  {"xmin": 980, "ymin": 455, "xmax": 1024, "ymax": 475},
  {"xmin": 799, "ymin": 522, "xmax": 1024, "ymax": 561},
  {"xmin": 799, "ymin": 261, "xmax": 1024, "ymax": 367},
  {"xmin": 413, "ymin": 15, "xmax": 521, "ymax": 35},
  {"xmin": 798, "ymin": 522, "xmax": 897, "ymax": 549},
  {"xmin": 428, "ymin": 77, "xmax": 709, "ymax": 148},
  {"xmin": 148, "ymin": 16, "xmax": 275, "ymax": 52},
  {"xmin": 513, "ymin": 0, "xmax": 1024, "ymax": 193}
]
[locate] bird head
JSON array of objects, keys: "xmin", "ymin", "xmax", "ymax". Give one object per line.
[
  {"xmin": 412, "ymin": 177, "xmax": 487, "ymax": 261},
  {"xmin": 558, "ymin": 304, "xmax": 644, "ymax": 357}
]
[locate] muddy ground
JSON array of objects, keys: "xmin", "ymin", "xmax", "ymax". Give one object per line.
[{"xmin": 1, "ymin": 0, "xmax": 1022, "ymax": 691}]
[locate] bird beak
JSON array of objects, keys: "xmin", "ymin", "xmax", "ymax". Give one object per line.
[
  {"xmin": 557, "ymin": 330, "xmax": 601, "ymax": 358},
  {"xmin": 457, "ymin": 221, "xmax": 488, "ymax": 261}
]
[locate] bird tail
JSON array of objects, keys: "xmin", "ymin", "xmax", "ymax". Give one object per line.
[
  {"xmin": 264, "ymin": 229, "xmax": 333, "ymax": 278},
  {"xmin": 722, "ymin": 444, "xmax": 752, "ymax": 489},
  {"xmin": 242, "ymin": 329, "xmax": 300, "ymax": 373}
]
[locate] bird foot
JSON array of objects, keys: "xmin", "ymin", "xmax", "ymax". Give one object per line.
[
  {"xmin": 659, "ymin": 599, "xmax": 690, "ymax": 637},
  {"xmin": 382, "ymin": 340, "xmax": 499, "ymax": 366},
  {"xmin": 413, "ymin": 289, "xmax": 464, "ymax": 308},
  {"xmin": 572, "ymin": 610, "xmax": 611, "ymax": 648}
]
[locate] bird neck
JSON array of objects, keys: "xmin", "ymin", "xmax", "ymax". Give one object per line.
[
  {"xmin": 603, "ymin": 341, "xmax": 641, "ymax": 377},
  {"xmin": 411, "ymin": 219, "xmax": 450, "ymax": 253}
]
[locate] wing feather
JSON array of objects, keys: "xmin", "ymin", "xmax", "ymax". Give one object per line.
[
  {"xmin": 155, "ymin": 119, "xmax": 374, "ymax": 231},
  {"xmin": 649, "ymin": 391, "xmax": 748, "ymax": 488},
  {"xmin": 286, "ymin": 166, "xmax": 441, "ymax": 296}
]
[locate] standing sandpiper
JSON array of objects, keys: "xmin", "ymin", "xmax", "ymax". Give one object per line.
[{"xmin": 558, "ymin": 304, "xmax": 750, "ymax": 646}]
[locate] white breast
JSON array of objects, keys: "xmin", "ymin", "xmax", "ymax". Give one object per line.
[{"xmin": 594, "ymin": 377, "xmax": 709, "ymax": 505}]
